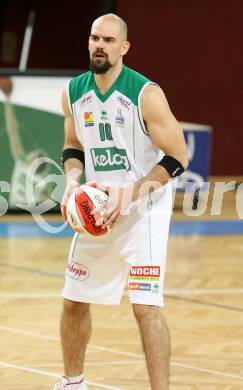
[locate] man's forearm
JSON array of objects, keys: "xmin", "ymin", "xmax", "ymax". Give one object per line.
[
  {"xmin": 132, "ymin": 165, "xmax": 171, "ymax": 201},
  {"xmin": 63, "ymin": 159, "xmax": 84, "ymax": 184}
]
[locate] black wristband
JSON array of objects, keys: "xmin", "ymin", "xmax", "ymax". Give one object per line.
[
  {"xmin": 61, "ymin": 148, "xmax": 85, "ymax": 167},
  {"xmin": 157, "ymin": 155, "xmax": 184, "ymax": 178}
]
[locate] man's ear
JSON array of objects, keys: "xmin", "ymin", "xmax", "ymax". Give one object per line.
[{"xmin": 121, "ymin": 41, "xmax": 130, "ymax": 56}]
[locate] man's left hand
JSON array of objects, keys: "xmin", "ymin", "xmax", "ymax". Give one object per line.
[{"xmin": 93, "ymin": 184, "xmax": 133, "ymax": 229}]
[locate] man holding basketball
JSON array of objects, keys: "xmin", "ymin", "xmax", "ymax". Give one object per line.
[{"xmin": 54, "ymin": 13, "xmax": 188, "ymax": 390}]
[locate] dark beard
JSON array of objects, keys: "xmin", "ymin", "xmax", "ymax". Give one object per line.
[{"xmin": 89, "ymin": 59, "xmax": 112, "ymax": 74}]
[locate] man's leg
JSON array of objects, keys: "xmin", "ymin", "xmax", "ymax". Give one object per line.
[
  {"xmin": 132, "ymin": 304, "xmax": 170, "ymax": 390},
  {"xmin": 61, "ymin": 299, "xmax": 91, "ymax": 376}
]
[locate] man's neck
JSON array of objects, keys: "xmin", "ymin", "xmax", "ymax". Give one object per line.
[{"xmin": 94, "ymin": 61, "xmax": 123, "ymax": 95}]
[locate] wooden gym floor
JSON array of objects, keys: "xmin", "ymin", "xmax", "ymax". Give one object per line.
[{"xmin": 0, "ymin": 178, "xmax": 243, "ymax": 389}]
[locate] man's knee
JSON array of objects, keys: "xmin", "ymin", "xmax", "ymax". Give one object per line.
[
  {"xmin": 63, "ymin": 299, "xmax": 90, "ymax": 316},
  {"xmin": 132, "ymin": 303, "xmax": 160, "ymax": 322}
]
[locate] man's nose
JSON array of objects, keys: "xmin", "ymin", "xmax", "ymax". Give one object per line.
[{"xmin": 96, "ymin": 39, "xmax": 105, "ymax": 50}]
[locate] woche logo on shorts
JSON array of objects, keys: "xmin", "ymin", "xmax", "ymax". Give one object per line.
[
  {"xmin": 66, "ymin": 261, "xmax": 89, "ymax": 281},
  {"xmin": 129, "ymin": 266, "xmax": 160, "ymax": 281}
]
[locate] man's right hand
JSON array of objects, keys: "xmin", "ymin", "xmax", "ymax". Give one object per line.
[{"xmin": 61, "ymin": 179, "xmax": 80, "ymax": 220}]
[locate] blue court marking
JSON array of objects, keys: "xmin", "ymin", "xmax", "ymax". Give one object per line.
[
  {"xmin": 0, "ymin": 220, "xmax": 243, "ymax": 238},
  {"xmin": 0, "ymin": 222, "xmax": 73, "ymax": 238},
  {"xmin": 170, "ymin": 220, "xmax": 243, "ymax": 236}
]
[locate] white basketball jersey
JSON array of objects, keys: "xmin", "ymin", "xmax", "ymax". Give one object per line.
[{"xmin": 66, "ymin": 65, "xmax": 166, "ymax": 187}]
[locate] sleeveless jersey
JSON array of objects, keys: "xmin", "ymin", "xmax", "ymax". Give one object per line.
[{"xmin": 66, "ymin": 65, "xmax": 165, "ymax": 186}]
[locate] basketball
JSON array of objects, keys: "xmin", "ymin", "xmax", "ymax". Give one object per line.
[{"xmin": 66, "ymin": 184, "xmax": 109, "ymax": 236}]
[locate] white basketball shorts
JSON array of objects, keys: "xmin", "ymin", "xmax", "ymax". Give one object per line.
[{"xmin": 62, "ymin": 183, "xmax": 172, "ymax": 306}]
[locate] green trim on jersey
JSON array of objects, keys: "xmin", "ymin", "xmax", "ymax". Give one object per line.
[
  {"xmin": 69, "ymin": 71, "xmax": 93, "ymax": 104},
  {"xmin": 69, "ymin": 65, "xmax": 150, "ymax": 106}
]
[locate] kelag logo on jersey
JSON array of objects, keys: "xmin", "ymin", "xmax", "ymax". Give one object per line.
[
  {"xmin": 90, "ymin": 147, "xmax": 131, "ymax": 171},
  {"xmin": 84, "ymin": 112, "xmax": 94, "ymax": 127}
]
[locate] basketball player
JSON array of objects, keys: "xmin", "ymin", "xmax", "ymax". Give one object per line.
[{"xmin": 54, "ymin": 14, "xmax": 188, "ymax": 390}]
